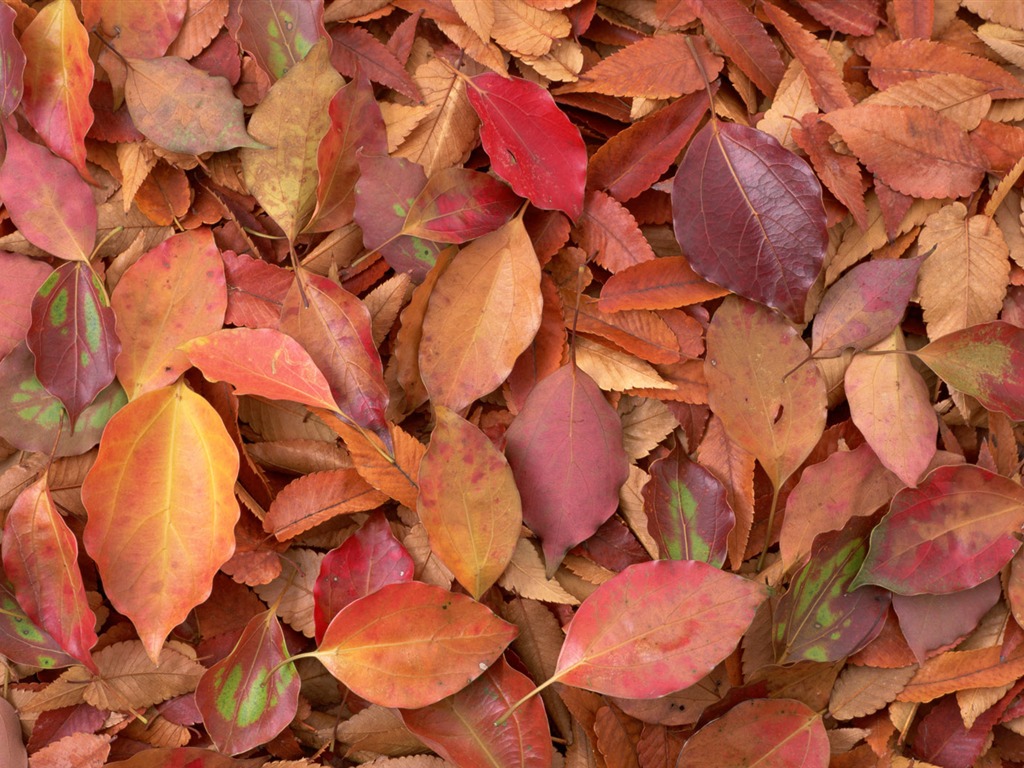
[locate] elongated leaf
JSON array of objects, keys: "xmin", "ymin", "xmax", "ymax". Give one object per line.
[
  {"xmin": 0, "ymin": 124, "xmax": 96, "ymax": 262},
  {"xmin": 280, "ymin": 274, "xmax": 389, "ymax": 445},
  {"xmin": 852, "ymin": 464, "xmax": 1024, "ymax": 595},
  {"xmin": 19, "ymin": 0, "xmax": 93, "ymax": 181},
  {"xmin": 673, "ymin": 122, "xmax": 827, "ymax": 322},
  {"xmin": 505, "ymin": 364, "xmax": 629, "ymax": 576},
  {"xmin": 418, "ymin": 406, "xmax": 522, "ymax": 599},
  {"xmin": 314, "ymin": 581, "xmax": 517, "ymax": 708},
  {"xmin": 81, "ymin": 382, "xmax": 240, "ymax": 660},
  {"xmin": 2, "ymin": 476, "xmax": 97, "ymax": 670},
  {"xmin": 551, "ymin": 560, "xmax": 765, "ymax": 697},
  {"xmin": 111, "ymin": 228, "xmax": 227, "ymax": 399},
  {"xmin": 401, "ymin": 658, "xmax": 553, "ymax": 768},
  {"xmin": 313, "ymin": 511, "xmax": 414, "ymax": 643},
  {"xmin": 264, "ymin": 468, "xmax": 388, "ymax": 541},
  {"xmin": 466, "ymin": 73, "xmax": 586, "ymax": 220},
  {"xmin": 705, "ymin": 296, "xmax": 826, "ymax": 489},
  {"xmin": 0, "ymin": 5, "xmax": 24, "ymax": 118},
  {"xmin": 402, "ymin": 168, "xmax": 521, "ymax": 244},
  {"xmin": 676, "ymin": 699, "xmax": 829, "ymax": 768},
  {"xmin": 915, "ymin": 321, "xmax": 1024, "ymax": 420},
  {"xmin": 124, "ymin": 56, "xmax": 262, "ymax": 155},
  {"xmin": 180, "ymin": 328, "xmax": 338, "ymax": 411},
  {"xmin": 419, "ymin": 217, "xmax": 542, "ymax": 412},
  {"xmin": 773, "ymin": 515, "xmax": 890, "ymax": 664},
  {"xmin": 26, "ymin": 262, "xmax": 119, "ymax": 426},
  {"xmin": 642, "ymin": 443, "xmax": 734, "ymax": 567},
  {"xmin": 0, "ymin": 576, "xmax": 76, "ymax": 669},
  {"xmin": 228, "ymin": 0, "xmax": 325, "ymax": 81},
  {"xmin": 195, "ymin": 610, "xmax": 299, "ymax": 755}
]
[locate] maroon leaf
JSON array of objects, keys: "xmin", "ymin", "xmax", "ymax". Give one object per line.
[
  {"xmin": 466, "ymin": 73, "xmax": 586, "ymax": 221},
  {"xmin": 893, "ymin": 577, "xmax": 1002, "ymax": 662},
  {"xmin": 672, "ymin": 121, "xmax": 827, "ymax": 322}
]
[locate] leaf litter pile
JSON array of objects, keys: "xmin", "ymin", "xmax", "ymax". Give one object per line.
[{"xmin": 5, "ymin": 0, "xmax": 1024, "ymax": 766}]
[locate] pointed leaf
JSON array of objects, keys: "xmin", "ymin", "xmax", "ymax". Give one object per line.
[
  {"xmin": 505, "ymin": 365, "xmax": 629, "ymax": 576},
  {"xmin": 418, "ymin": 406, "xmax": 522, "ymax": 599},
  {"xmin": 419, "ymin": 217, "xmax": 542, "ymax": 412},
  {"xmin": 111, "ymin": 228, "xmax": 227, "ymax": 399},
  {"xmin": 643, "ymin": 443, "xmax": 734, "ymax": 567},
  {"xmin": 705, "ymin": 296, "xmax": 826, "ymax": 489},
  {"xmin": 402, "ymin": 168, "xmax": 521, "ymax": 244},
  {"xmin": 0, "ymin": 125, "xmax": 96, "ymax": 262},
  {"xmin": 852, "ymin": 464, "xmax": 1024, "ymax": 595},
  {"xmin": 26, "ymin": 263, "xmax": 119, "ymax": 426},
  {"xmin": 401, "ymin": 658, "xmax": 553, "ymax": 768},
  {"xmin": 773, "ymin": 515, "xmax": 890, "ymax": 664},
  {"xmin": 82, "ymin": 382, "xmax": 240, "ymax": 660},
  {"xmin": 228, "ymin": 0, "xmax": 326, "ymax": 81},
  {"xmin": 466, "ymin": 72, "xmax": 586, "ymax": 220},
  {"xmin": 0, "ymin": 5, "xmax": 24, "ymax": 118},
  {"xmin": 314, "ymin": 581, "xmax": 517, "ymax": 708},
  {"xmin": 672, "ymin": 122, "xmax": 827, "ymax": 322},
  {"xmin": 124, "ymin": 56, "xmax": 262, "ymax": 155},
  {"xmin": 599, "ymin": 256, "xmax": 728, "ymax": 313},
  {"xmin": 195, "ymin": 610, "xmax": 299, "ymax": 755},
  {"xmin": 915, "ymin": 322, "xmax": 1024, "ymax": 420},
  {"xmin": 2, "ymin": 476, "xmax": 97, "ymax": 670},
  {"xmin": 552, "ymin": 560, "xmax": 765, "ymax": 697},
  {"xmin": 0, "ymin": 576, "xmax": 77, "ymax": 669},
  {"xmin": 313, "ymin": 511, "xmax": 414, "ymax": 643},
  {"xmin": 690, "ymin": 0, "xmax": 785, "ymax": 96}
]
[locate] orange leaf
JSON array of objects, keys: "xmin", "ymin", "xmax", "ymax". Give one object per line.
[
  {"xmin": 81, "ymin": 382, "xmax": 240, "ymax": 661},
  {"xmin": 574, "ymin": 190, "xmax": 655, "ymax": 274},
  {"xmin": 690, "ymin": 0, "xmax": 785, "ymax": 96},
  {"xmin": 264, "ymin": 469, "xmax": 388, "ymax": 541},
  {"xmin": 599, "ymin": 256, "xmax": 728, "ymax": 312},
  {"xmin": 869, "ymin": 38, "xmax": 1024, "ymax": 100}
]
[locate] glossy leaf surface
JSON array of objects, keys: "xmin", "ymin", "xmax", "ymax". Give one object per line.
[
  {"xmin": 853, "ymin": 464, "xmax": 1024, "ymax": 595},
  {"xmin": 314, "ymin": 581, "xmax": 517, "ymax": 708},
  {"xmin": 673, "ymin": 122, "xmax": 827, "ymax": 322},
  {"xmin": 505, "ymin": 364, "xmax": 629, "ymax": 576},
  {"xmin": 418, "ymin": 406, "xmax": 522, "ymax": 599},
  {"xmin": 81, "ymin": 383, "xmax": 240, "ymax": 660}
]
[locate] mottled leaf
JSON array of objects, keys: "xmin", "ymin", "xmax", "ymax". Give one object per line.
[
  {"xmin": 0, "ymin": 576, "xmax": 77, "ymax": 669},
  {"xmin": 228, "ymin": 0, "xmax": 325, "ymax": 81}
]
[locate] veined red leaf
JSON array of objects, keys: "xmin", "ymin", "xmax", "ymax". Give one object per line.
[
  {"xmin": 852, "ymin": 464, "xmax": 1024, "ymax": 595},
  {"xmin": 280, "ymin": 273, "xmax": 390, "ymax": 446},
  {"xmin": 19, "ymin": 0, "xmax": 94, "ymax": 181},
  {"xmin": 82, "ymin": 382, "xmax": 240, "ymax": 661},
  {"xmin": 0, "ymin": 252, "xmax": 51, "ymax": 360},
  {"xmin": 2, "ymin": 476, "xmax": 97, "ymax": 670},
  {"xmin": 676, "ymin": 699, "xmax": 829, "ymax": 768},
  {"xmin": 0, "ymin": 124, "xmax": 96, "ymax": 263},
  {"xmin": 599, "ymin": 256, "xmax": 729, "ymax": 313},
  {"xmin": 0, "ymin": 576, "xmax": 76, "ymax": 669},
  {"xmin": 402, "ymin": 168, "xmax": 521, "ymax": 244},
  {"xmin": 466, "ymin": 72, "xmax": 586, "ymax": 220},
  {"xmin": 673, "ymin": 122, "xmax": 827, "ymax": 322},
  {"xmin": 26, "ymin": 262, "xmax": 119, "ymax": 426},
  {"xmin": 194, "ymin": 610, "xmax": 300, "ymax": 755},
  {"xmin": 314, "ymin": 581, "xmax": 517, "ymax": 708},
  {"xmin": 263, "ymin": 468, "xmax": 388, "ymax": 541},
  {"xmin": 329, "ymin": 23, "xmax": 420, "ymax": 100},
  {"xmin": 773, "ymin": 515, "xmax": 889, "ymax": 664},
  {"xmin": 401, "ymin": 658, "xmax": 553, "ymax": 768},
  {"xmin": 180, "ymin": 328, "xmax": 339, "ymax": 411},
  {"xmin": 312, "ymin": 511, "xmax": 413, "ymax": 643},
  {"xmin": 0, "ymin": 5, "xmax": 24, "ymax": 118},
  {"xmin": 227, "ymin": 0, "xmax": 326, "ymax": 81},
  {"xmin": 551, "ymin": 560, "xmax": 765, "ymax": 697},
  {"xmin": 418, "ymin": 406, "xmax": 522, "ymax": 599},
  {"xmin": 222, "ymin": 250, "xmax": 293, "ymax": 330},
  {"xmin": 111, "ymin": 228, "xmax": 227, "ymax": 399},
  {"xmin": 505, "ymin": 364, "xmax": 629, "ymax": 576},
  {"xmin": 643, "ymin": 444, "xmax": 734, "ymax": 567},
  {"xmin": 82, "ymin": 0, "xmax": 185, "ymax": 58},
  {"xmin": 915, "ymin": 322, "xmax": 1024, "ymax": 420}
]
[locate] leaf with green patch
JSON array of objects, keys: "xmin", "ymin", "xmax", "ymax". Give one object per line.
[
  {"xmin": 194, "ymin": 609, "xmax": 300, "ymax": 755},
  {"xmin": 0, "ymin": 572, "xmax": 76, "ymax": 669},
  {"xmin": 401, "ymin": 167, "xmax": 521, "ymax": 244},
  {"xmin": 26, "ymin": 262, "xmax": 119, "ymax": 426},
  {"xmin": 772, "ymin": 515, "xmax": 889, "ymax": 664},
  {"xmin": 852, "ymin": 464, "xmax": 1024, "ymax": 595},
  {"xmin": 227, "ymin": 0, "xmax": 326, "ymax": 81},
  {"xmin": 643, "ymin": 443, "xmax": 734, "ymax": 567},
  {"xmin": 915, "ymin": 321, "xmax": 1024, "ymax": 420}
]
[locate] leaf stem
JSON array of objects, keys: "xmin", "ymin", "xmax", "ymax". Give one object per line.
[
  {"xmin": 756, "ymin": 484, "xmax": 781, "ymax": 572},
  {"xmin": 494, "ymin": 674, "xmax": 560, "ymax": 726}
]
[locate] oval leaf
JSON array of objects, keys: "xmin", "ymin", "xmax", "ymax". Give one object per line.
[
  {"xmin": 672, "ymin": 122, "xmax": 827, "ymax": 322},
  {"xmin": 402, "ymin": 167, "xmax": 521, "ymax": 244},
  {"xmin": 314, "ymin": 581, "xmax": 517, "ymax": 708},
  {"xmin": 852, "ymin": 464, "xmax": 1024, "ymax": 595},
  {"xmin": 81, "ymin": 382, "xmax": 240, "ymax": 660},
  {"xmin": 552, "ymin": 560, "xmax": 765, "ymax": 698}
]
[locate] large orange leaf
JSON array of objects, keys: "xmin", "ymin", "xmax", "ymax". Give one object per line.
[
  {"xmin": 419, "ymin": 217, "xmax": 542, "ymax": 412},
  {"xmin": 313, "ymin": 581, "xmax": 517, "ymax": 708},
  {"xmin": 417, "ymin": 406, "xmax": 522, "ymax": 599},
  {"xmin": 81, "ymin": 382, "xmax": 240, "ymax": 661}
]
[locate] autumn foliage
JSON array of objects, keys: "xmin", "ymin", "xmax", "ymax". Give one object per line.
[{"xmin": 4, "ymin": 0, "xmax": 1024, "ymax": 766}]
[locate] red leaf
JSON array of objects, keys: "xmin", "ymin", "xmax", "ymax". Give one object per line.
[
  {"xmin": 504, "ymin": 364, "xmax": 630, "ymax": 576},
  {"xmin": 0, "ymin": 252, "xmax": 50, "ymax": 361},
  {"xmin": 402, "ymin": 168, "xmax": 521, "ymax": 244},
  {"xmin": 329, "ymin": 23, "xmax": 420, "ymax": 101},
  {"xmin": 794, "ymin": 0, "xmax": 882, "ymax": 35},
  {"xmin": 672, "ymin": 122, "xmax": 827, "ymax": 322},
  {"xmin": 0, "ymin": 5, "xmax": 24, "ymax": 118},
  {"xmin": 574, "ymin": 190, "xmax": 656, "ymax": 274},
  {"xmin": 689, "ymin": 0, "xmax": 785, "ymax": 96},
  {"xmin": 467, "ymin": 72, "xmax": 586, "ymax": 220},
  {"xmin": 222, "ymin": 251, "xmax": 292, "ymax": 330},
  {"xmin": 0, "ymin": 575, "xmax": 77, "ymax": 669},
  {"xmin": 82, "ymin": 0, "xmax": 185, "ymax": 58}
]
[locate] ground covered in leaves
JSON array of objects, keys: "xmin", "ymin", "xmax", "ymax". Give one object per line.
[{"xmin": 3, "ymin": 0, "xmax": 1024, "ymax": 766}]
